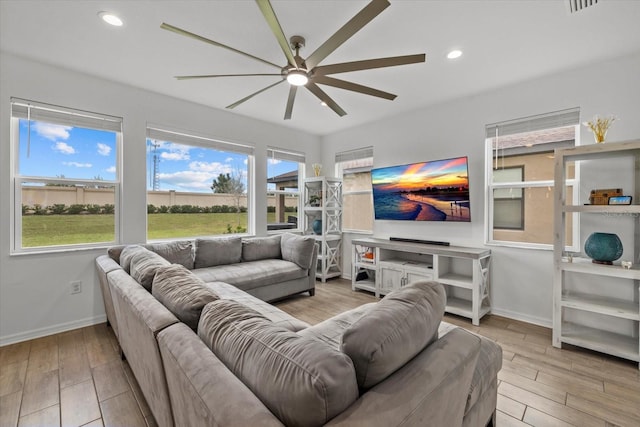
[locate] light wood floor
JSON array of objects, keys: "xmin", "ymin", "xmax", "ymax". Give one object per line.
[{"xmin": 1, "ymin": 279, "xmax": 639, "ymax": 427}]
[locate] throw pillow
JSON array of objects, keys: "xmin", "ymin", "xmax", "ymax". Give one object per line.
[
  {"xmin": 129, "ymin": 248, "xmax": 171, "ymax": 291},
  {"xmin": 341, "ymin": 280, "xmax": 446, "ymax": 390},
  {"xmin": 152, "ymin": 264, "xmax": 219, "ymax": 330},
  {"xmin": 194, "ymin": 237, "xmax": 242, "ymax": 268},
  {"xmin": 146, "ymin": 240, "xmax": 194, "ymax": 269},
  {"xmin": 199, "ymin": 300, "xmax": 359, "ymax": 427},
  {"xmin": 241, "ymin": 235, "xmax": 282, "ymax": 262},
  {"xmin": 280, "ymin": 233, "xmax": 315, "ymax": 269},
  {"xmin": 119, "ymin": 245, "xmax": 147, "ymax": 273}
]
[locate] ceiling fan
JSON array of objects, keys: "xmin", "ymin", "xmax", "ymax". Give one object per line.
[{"xmin": 161, "ymin": 0, "xmax": 425, "ymax": 119}]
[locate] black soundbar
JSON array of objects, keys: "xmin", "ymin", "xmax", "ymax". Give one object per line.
[{"xmin": 389, "ymin": 237, "xmax": 450, "ymax": 246}]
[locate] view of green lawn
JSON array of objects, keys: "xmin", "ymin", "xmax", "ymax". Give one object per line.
[{"xmin": 22, "ymin": 213, "xmax": 278, "ymax": 247}]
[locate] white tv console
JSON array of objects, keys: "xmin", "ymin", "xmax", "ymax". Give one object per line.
[{"xmin": 352, "ymin": 238, "xmax": 491, "ymax": 325}]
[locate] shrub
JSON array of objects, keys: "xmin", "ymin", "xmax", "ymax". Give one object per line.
[
  {"xmin": 103, "ymin": 204, "xmax": 115, "ymax": 214},
  {"xmin": 22, "ymin": 204, "xmax": 29, "ymax": 215},
  {"xmin": 220, "ymin": 205, "xmax": 231, "ymax": 213},
  {"xmin": 239, "ymin": 206, "xmax": 247, "ymax": 213},
  {"xmin": 86, "ymin": 204, "xmax": 102, "ymax": 214},
  {"xmin": 267, "ymin": 206, "xmax": 276, "ymax": 213},
  {"xmin": 33, "ymin": 204, "xmax": 46, "ymax": 215},
  {"xmin": 169, "ymin": 205, "xmax": 182, "ymax": 214},
  {"xmin": 224, "ymin": 224, "xmax": 247, "ymax": 234},
  {"xmin": 147, "ymin": 204, "xmax": 157, "ymax": 214},
  {"xmin": 49, "ymin": 204, "xmax": 67, "ymax": 215},
  {"xmin": 159, "ymin": 205, "xmax": 169, "ymax": 213},
  {"xmin": 67, "ymin": 204, "xmax": 86, "ymax": 214},
  {"xmin": 284, "ymin": 206, "xmax": 298, "ymax": 212}
]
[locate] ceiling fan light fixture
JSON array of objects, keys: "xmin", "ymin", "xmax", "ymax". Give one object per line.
[
  {"xmin": 286, "ymin": 70, "xmax": 308, "ymax": 86},
  {"xmin": 98, "ymin": 11, "xmax": 123, "ymax": 27}
]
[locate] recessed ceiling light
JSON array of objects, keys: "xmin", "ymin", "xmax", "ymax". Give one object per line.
[
  {"xmin": 98, "ymin": 11, "xmax": 123, "ymax": 27},
  {"xmin": 320, "ymin": 101, "xmax": 327, "ymax": 107},
  {"xmin": 447, "ymin": 50, "xmax": 463, "ymax": 60}
]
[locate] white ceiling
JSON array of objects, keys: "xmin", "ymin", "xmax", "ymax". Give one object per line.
[{"xmin": 2, "ymin": 1, "xmax": 640, "ymax": 136}]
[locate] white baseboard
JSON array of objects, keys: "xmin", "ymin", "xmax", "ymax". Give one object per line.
[
  {"xmin": 489, "ymin": 307, "xmax": 551, "ymax": 328},
  {"xmin": 0, "ymin": 314, "xmax": 107, "ymax": 346}
]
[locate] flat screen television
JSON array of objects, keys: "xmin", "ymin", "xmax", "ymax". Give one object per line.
[{"xmin": 371, "ymin": 156, "xmax": 471, "ymax": 222}]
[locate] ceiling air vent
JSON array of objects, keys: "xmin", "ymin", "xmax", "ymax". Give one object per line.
[{"xmin": 567, "ymin": 0, "xmax": 599, "ymax": 13}]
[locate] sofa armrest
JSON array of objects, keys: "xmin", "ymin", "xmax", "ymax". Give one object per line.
[
  {"xmin": 95, "ymin": 255, "xmax": 122, "ymax": 337},
  {"xmin": 158, "ymin": 323, "xmax": 284, "ymax": 427},
  {"xmin": 325, "ymin": 328, "xmax": 481, "ymax": 427}
]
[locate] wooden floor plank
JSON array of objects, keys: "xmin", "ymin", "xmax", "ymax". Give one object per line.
[
  {"xmin": 61, "ymin": 379, "xmax": 101, "ymax": 427},
  {"xmin": 496, "ymin": 410, "xmax": 530, "ymax": 427},
  {"xmin": 523, "ymin": 407, "xmax": 575, "ymax": 427},
  {"xmin": 498, "ymin": 370, "xmax": 567, "ymax": 404},
  {"xmin": 497, "ymin": 394, "xmax": 526, "ymax": 420},
  {"xmin": 17, "ymin": 404, "xmax": 59, "ymax": 427},
  {"xmin": 19, "ymin": 369, "xmax": 59, "ymax": 417},
  {"xmin": 100, "ymin": 391, "xmax": 146, "ymax": 427},
  {"xmin": 0, "ymin": 360, "xmax": 27, "ymax": 397},
  {"xmin": 0, "ymin": 390, "xmax": 22, "ymax": 427},
  {"xmin": 92, "ymin": 360, "xmax": 129, "ymax": 402},
  {"xmin": 566, "ymin": 394, "xmax": 640, "ymax": 427},
  {"xmin": 0, "ymin": 342, "xmax": 31, "ymax": 366}
]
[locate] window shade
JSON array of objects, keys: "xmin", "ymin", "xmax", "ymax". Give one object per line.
[
  {"xmin": 335, "ymin": 146, "xmax": 373, "ymax": 163},
  {"xmin": 485, "ymin": 108, "xmax": 580, "ymax": 139},
  {"xmin": 11, "ymin": 98, "xmax": 122, "ymax": 132},
  {"xmin": 267, "ymin": 148, "xmax": 305, "ymax": 163},
  {"xmin": 147, "ymin": 127, "xmax": 254, "ymax": 155}
]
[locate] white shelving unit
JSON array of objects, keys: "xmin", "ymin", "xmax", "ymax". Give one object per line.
[
  {"xmin": 352, "ymin": 238, "xmax": 491, "ymax": 325},
  {"xmin": 552, "ymin": 140, "xmax": 640, "ymax": 367},
  {"xmin": 304, "ymin": 177, "xmax": 342, "ymax": 282}
]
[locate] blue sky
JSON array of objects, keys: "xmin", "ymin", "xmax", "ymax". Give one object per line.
[{"xmin": 19, "ymin": 119, "xmax": 297, "ymax": 193}]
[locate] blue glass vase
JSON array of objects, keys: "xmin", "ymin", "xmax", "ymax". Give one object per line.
[
  {"xmin": 584, "ymin": 232, "xmax": 623, "ymax": 265},
  {"xmin": 312, "ymin": 219, "xmax": 322, "ymax": 235}
]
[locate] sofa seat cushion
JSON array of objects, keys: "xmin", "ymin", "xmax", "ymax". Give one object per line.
[
  {"xmin": 152, "ymin": 264, "xmax": 219, "ymax": 330},
  {"xmin": 198, "ymin": 300, "xmax": 359, "ymax": 427},
  {"xmin": 193, "ymin": 259, "xmax": 306, "ymax": 291},
  {"xmin": 439, "ymin": 322, "xmax": 503, "ymax": 415},
  {"xmin": 298, "ymin": 303, "xmax": 377, "ymax": 348},
  {"xmin": 205, "ymin": 281, "xmax": 309, "ymax": 332},
  {"xmin": 342, "ymin": 280, "xmax": 446, "ymax": 390}
]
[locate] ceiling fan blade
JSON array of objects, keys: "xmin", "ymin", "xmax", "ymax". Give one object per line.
[
  {"xmin": 255, "ymin": 0, "xmax": 297, "ymax": 67},
  {"xmin": 161, "ymin": 22, "xmax": 281, "ymax": 69},
  {"xmin": 314, "ymin": 76, "xmax": 396, "ymax": 100},
  {"xmin": 226, "ymin": 79, "xmax": 285, "ymax": 109},
  {"xmin": 175, "ymin": 73, "xmax": 282, "ymax": 80},
  {"xmin": 306, "ymin": 83, "xmax": 347, "ymax": 117},
  {"xmin": 315, "ymin": 54, "xmax": 426, "ymax": 75},
  {"xmin": 305, "ymin": 0, "xmax": 390, "ymax": 70},
  {"xmin": 284, "ymin": 86, "xmax": 297, "ymax": 120}
]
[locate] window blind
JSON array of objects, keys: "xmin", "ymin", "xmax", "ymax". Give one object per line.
[
  {"xmin": 485, "ymin": 108, "xmax": 580, "ymax": 139},
  {"xmin": 147, "ymin": 126, "xmax": 254, "ymax": 155},
  {"xmin": 335, "ymin": 146, "xmax": 373, "ymax": 163},
  {"xmin": 11, "ymin": 98, "xmax": 122, "ymax": 132},
  {"xmin": 267, "ymin": 148, "xmax": 305, "ymax": 163}
]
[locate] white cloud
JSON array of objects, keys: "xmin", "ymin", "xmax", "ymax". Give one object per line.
[
  {"xmin": 63, "ymin": 161, "xmax": 92, "ymax": 168},
  {"xmin": 161, "ymin": 151, "xmax": 190, "ymax": 161},
  {"xmin": 158, "ymin": 161, "xmax": 235, "ymax": 191},
  {"xmin": 225, "ymin": 157, "xmax": 234, "ymax": 163},
  {"xmin": 268, "ymin": 158, "xmax": 282, "ymax": 165},
  {"xmin": 97, "ymin": 143, "xmax": 111, "ymax": 156},
  {"xmin": 33, "ymin": 122, "xmax": 72, "ymax": 141},
  {"xmin": 189, "ymin": 161, "xmax": 232, "ymax": 173},
  {"xmin": 106, "ymin": 166, "xmax": 116, "ymax": 173},
  {"xmin": 54, "ymin": 142, "xmax": 76, "ymax": 154}
]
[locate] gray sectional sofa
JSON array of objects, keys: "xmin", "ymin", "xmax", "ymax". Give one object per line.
[{"xmin": 95, "ymin": 233, "xmax": 502, "ymax": 427}]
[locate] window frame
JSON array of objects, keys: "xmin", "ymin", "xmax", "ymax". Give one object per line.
[
  {"xmin": 145, "ymin": 125, "xmax": 255, "ymax": 241},
  {"xmin": 335, "ymin": 147, "xmax": 374, "ymax": 234},
  {"xmin": 266, "ymin": 147, "xmax": 305, "ymax": 234},
  {"xmin": 10, "ymin": 99, "xmax": 122, "ymax": 254},
  {"xmin": 485, "ymin": 131, "xmax": 580, "ymax": 251}
]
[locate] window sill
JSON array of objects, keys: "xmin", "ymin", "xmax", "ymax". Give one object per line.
[{"xmin": 10, "ymin": 244, "xmax": 112, "ymax": 257}]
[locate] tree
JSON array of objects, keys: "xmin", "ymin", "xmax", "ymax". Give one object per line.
[{"xmin": 211, "ymin": 172, "xmax": 246, "ymax": 227}]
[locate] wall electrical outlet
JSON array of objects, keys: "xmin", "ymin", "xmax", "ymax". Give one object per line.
[{"xmin": 70, "ymin": 280, "xmax": 82, "ymax": 294}]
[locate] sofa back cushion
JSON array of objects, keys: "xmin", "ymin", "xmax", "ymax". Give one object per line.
[
  {"xmin": 128, "ymin": 247, "xmax": 171, "ymax": 291},
  {"xmin": 146, "ymin": 241, "xmax": 194, "ymax": 269},
  {"xmin": 198, "ymin": 300, "xmax": 359, "ymax": 427},
  {"xmin": 152, "ymin": 264, "xmax": 219, "ymax": 330},
  {"xmin": 341, "ymin": 280, "xmax": 446, "ymax": 390},
  {"xmin": 194, "ymin": 237, "xmax": 242, "ymax": 268},
  {"xmin": 280, "ymin": 233, "xmax": 315, "ymax": 269},
  {"xmin": 119, "ymin": 245, "xmax": 147, "ymax": 273},
  {"xmin": 241, "ymin": 235, "xmax": 282, "ymax": 262}
]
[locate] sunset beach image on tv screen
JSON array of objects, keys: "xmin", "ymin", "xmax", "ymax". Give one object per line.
[{"xmin": 371, "ymin": 157, "xmax": 471, "ymax": 222}]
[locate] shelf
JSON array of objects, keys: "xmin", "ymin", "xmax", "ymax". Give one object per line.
[
  {"xmin": 560, "ymin": 258, "xmax": 640, "ymax": 280},
  {"xmin": 353, "ymin": 281, "xmax": 376, "ymax": 293},
  {"xmin": 563, "ymin": 205, "xmax": 640, "ymax": 214},
  {"xmin": 354, "ymin": 262, "xmax": 377, "ymax": 269},
  {"xmin": 312, "ymin": 234, "xmax": 341, "ymax": 242},
  {"xmin": 446, "ymin": 297, "xmax": 491, "ymax": 319},
  {"xmin": 438, "ymin": 273, "xmax": 473, "ymax": 289},
  {"xmin": 561, "ymin": 293, "xmax": 640, "ymax": 321},
  {"xmin": 560, "ymin": 322, "xmax": 639, "ymax": 362}
]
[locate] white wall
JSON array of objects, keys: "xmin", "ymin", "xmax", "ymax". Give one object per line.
[
  {"xmin": 322, "ymin": 52, "xmax": 640, "ymax": 326},
  {"xmin": 0, "ymin": 53, "xmax": 321, "ymax": 345}
]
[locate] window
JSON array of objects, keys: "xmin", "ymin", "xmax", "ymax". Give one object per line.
[
  {"xmin": 267, "ymin": 148, "xmax": 304, "ymax": 232},
  {"xmin": 335, "ymin": 147, "xmax": 374, "ymax": 233},
  {"xmin": 11, "ymin": 98, "xmax": 121, "ymax": 252},
  {"xmin": 146, "ymin": 126, "xmax": 253, "ymax": 239},
  {"xmin": 485, "ymin": 108, "xmax": 579, "ymax": 248}
]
